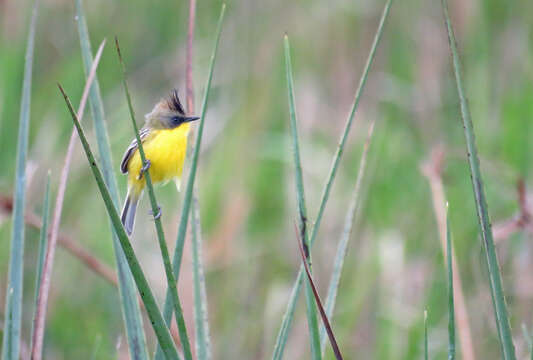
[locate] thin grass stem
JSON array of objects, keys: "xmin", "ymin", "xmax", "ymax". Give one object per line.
[
  {"xmin": 284, "ymin": 34, "xmax": 321, "ymax": 360},
  {"xmin": 30, "ymin": 172, "xmax": 51, "ymax": 352},
  {"xmin": 191, "ymin": 197, "xmax": 212, "ymax": 359},
  {"xmin": 441, "ymin": 1, "xmax": 516, "ymax": 358},
  {"xmin": 295, "ymin": 225, "xmax": 343, "ymax": 360},
  {"xmin": 420, "ymin": 147, "xmax": 476, "ymax": 360},
  {"xmin": 521, "ymin": 324, "xmax": 533, "ymax": 360},
  {"xmin": 446, "ymin": 205, "xmax": 456, "ymax": 360},
  {"xmin": 184, "ymin": 0, "xmax": 212, "ymax": 356},
  {"xmin": 272, "ymin": 1, "xmax": 393, "ymax": 357},
  {"xmin": 320, "ymin": 121, "xmax": 375, "ymax": 354},
  {"xmin": 424, "ymin": 310, "xmax": 429, "ymax": 360},
  {"xmin": 34, "ymin": 172, "xmax": 51, "ymax": 307},
  {"xmin": 1, "ymin": 1, "xmax": 39, "ymax": 358}
]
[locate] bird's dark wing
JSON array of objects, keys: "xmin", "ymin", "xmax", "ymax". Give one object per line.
[{"xmin": 120, "ymin": 128, "xmax": 151, "ymax": 174}]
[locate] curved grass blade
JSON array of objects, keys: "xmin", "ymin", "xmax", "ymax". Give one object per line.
[
  {"xmin": 115, "ymin": 37, "xmax": 193, "ymax": 360},
  {"xmin": 156, "ymin": 4, "xmax": 226, "ymax": 359},
  {"xmin": 1, "ymin": 1, "xmax": 39, "ymax": 359},
  {"xmin": 320, "ymin": 121, "xmax": 375, "ymax": 354},
  {"xmin": 295, "ymin": 225, "xmax": 344, "ymax": 360},
  {"xmin": 284, "ymin": 34, "xmax": 321, "ymax": 360},
  {"xmin": 191, "ymin": 197, "xmax": 212, "ymax": 360},
  {"xmin": 74, "ymin": 1, "xmax": 148, "ymax": 357},
  {"xmin": 58, "ymin": 84, "xmax": 180, "ymax": 360},
  {"xmin": 30, "ymin": 172, "xmax": 50, "ymax": 348},
  {"xmin": 31, "ymin": 39, "xmax": 105, "ymax": 360},
  {"xmin": 441, "ymin": 1, "xmax": 516, "ymax": 358},
  {"xmin": 446, "ymin": 205, "xmax": 455, "ymax": 360},
  {"xmin": 184, "ymin": 0, "xmax": 212, "ymax": 357},
  {"xmin": 272, "ymin": 1, "xmax": 393, "ymax": 357}
]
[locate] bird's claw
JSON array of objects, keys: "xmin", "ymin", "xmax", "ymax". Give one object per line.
[
  {"xmin": 138, "ymin": 159, "xmax": 151, "ymax": 180},
  {"xmin": 149, "ymin": 205, "xmax": 162, "ymax": 220}
]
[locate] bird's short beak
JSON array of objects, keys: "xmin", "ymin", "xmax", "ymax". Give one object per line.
[{"xmin": 184, "ymin": 116, "xmax": 200, "ymax": 123}]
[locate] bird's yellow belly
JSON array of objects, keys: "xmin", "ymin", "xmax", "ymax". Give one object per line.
[{"xmin": 127, "ymin": 124, "xmax": 189, "ymax": 194}]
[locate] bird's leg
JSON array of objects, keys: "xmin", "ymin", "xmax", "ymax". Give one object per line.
[
  {"xmin": 149, "ymin": 205, "xmax": 162, "ymax": 220},
  {"xmin": 138, "ymin": 159, "xmax": 151, "ymax": 180}
]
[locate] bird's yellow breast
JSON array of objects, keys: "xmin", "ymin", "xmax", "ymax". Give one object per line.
[{"xmin": 127, "ymin": 123, "xmax": 190, "ymax": 194}]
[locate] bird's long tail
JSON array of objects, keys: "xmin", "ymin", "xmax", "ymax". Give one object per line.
[{"xmin": 121, "ymin": 189, "xmax": 140, "ymax": 236}]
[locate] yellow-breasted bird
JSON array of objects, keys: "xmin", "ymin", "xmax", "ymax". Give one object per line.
[{"xmin": 120, "ymin": 90, "xmax": 199, "ymax": 235}]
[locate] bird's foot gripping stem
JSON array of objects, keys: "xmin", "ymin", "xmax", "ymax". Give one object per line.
[
  {"xmin": 149, "ymin": 205, "xmax": 162, "ymax": 220},
  {"xmin": 138, "ymin": 159, "xmax": 151, "ymax": 180}
]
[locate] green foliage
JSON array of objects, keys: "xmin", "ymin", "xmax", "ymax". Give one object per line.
[
  {"xmin": 321, "ymin": 122, "xmax": 374, "ymax": 355},
  {"xmin": 446, "ymin": 208, "xmax": 455, "ymax": 360},
  {"xmin": 283, "ymin": 34, "xmax": 321, "ymax": 360},
  {"xmin": 272, "ymin": 1, "xmax": 393, "ymax": 357},
  {"xmin": 0, "ymin": 0, "xmax": 531, "ymax": 357},
  {"xmin": 1, "ymin": 1, "xmax": 39, "ymax": 359},
  {"xmin": 74, "ymin": 1, "xmax": 148, "ymax": 357},
  {"xmin": 192, "ymin": 198, "xmax": 212, "ymax": 360},
  {"xmin": 442, "ymin": 0, "xmax": 516, "ymax": 358}
]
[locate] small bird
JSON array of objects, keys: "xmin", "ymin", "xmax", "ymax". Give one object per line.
[{"xmin": 120, "ymin": 90, "xmax": 199, "ymax": 235}]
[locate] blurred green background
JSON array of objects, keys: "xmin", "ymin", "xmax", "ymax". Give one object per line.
[{"xmin": 1, "ymin": 0, "xmax": 533, "ymax": 358}]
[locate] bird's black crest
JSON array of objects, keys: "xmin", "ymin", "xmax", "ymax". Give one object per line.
[{"xmin": 166, "ymin": 89, "xmax": 185, "ymax": 114}]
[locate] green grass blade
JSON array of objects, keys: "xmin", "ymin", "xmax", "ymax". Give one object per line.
[
  {"xmin": 155, "ymin": 4, "xmax": 226, "ymax": 359},
  {"xmin": 284, "ymin": 34, "xmax": 321, "ymax": 360},
  {"xmin": 272, "ymin": 1, "xmax": 392, "ymax": 357},
  {"xmin": 74, "ymin": 1, "xmax": 149, "ymax": 358},
  {"xmin": 191, "ymin": 197, "xmax": 212, "ymax": 360},
  {"xmin": 446, "ymin": 205, "xmax": 455, "ymax": 360},
  {"xmin": 115, "ymin": 37, "xmax": 193, "ymax": 360},
  {"xmin": 441, "ymin": 1, "xmax": 516, "ymax": 358},
  {"xmin": 90, "ymin": 335, "xmax": 102, "ymax": 360},
  {"xmin": 272, "ymin": 271, "xmax": 304, "ymax": 359},
  {"xmin": 295, "ymin": 225, "xmax": 344, "ymax": 360},
  {"xmin": 76, "ymin": 0, "xmax": 118, "ymax": 199},
  {"xmin": 424, "ymin": 310, "xmax": 428, "ymax": 360},
  {"xmin": 521, "ymin": 324, "xmax": 533, "ymax": 360},
  {"xmin": 57, "ymin": 84, "xmax": 180, "ymax": 360},
  {"xmin": 184, "ymin": 0, "xmax": 212, "ymax": 357},
  {"xmin": 29, "ymin": 172, "xmax": 50, "ymax": 357},
  {"xmin": 1, "ymin": 1, "xmax": 39, "ymax": 359},
  {"xmin": 31, "ymin": 39, "xmax": 105, "ymax": 360},
  {"xmin": 33, "ymin": 172, "xmax": 51, "ymax": 313},
  {"xmin": 320, "ymin": 121, "xmax": 375, "ymax": 354}
]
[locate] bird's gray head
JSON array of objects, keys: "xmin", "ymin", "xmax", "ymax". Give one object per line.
[{"xmin": 145, "ymin": 89, "xmax": 199, "ymax": 129}]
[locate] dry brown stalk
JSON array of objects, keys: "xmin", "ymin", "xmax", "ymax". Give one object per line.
[{"xmin": 0, "ymin": 194, "xmax": 118, "ymax": 286}]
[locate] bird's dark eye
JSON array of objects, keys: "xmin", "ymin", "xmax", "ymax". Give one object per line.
[{"xmin": 171, "ymin": 116, "xmax": 181, "ymax": 124}]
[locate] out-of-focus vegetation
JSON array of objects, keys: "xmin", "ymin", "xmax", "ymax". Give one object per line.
[{"xmin": 1, "ymin": 0, "xmax": 533, "ymax": 358}]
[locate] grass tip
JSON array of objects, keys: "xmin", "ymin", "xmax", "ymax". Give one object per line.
[{"xmin": 114, "ymin": 36, "xmax": 123, "ymax": 58}]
